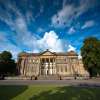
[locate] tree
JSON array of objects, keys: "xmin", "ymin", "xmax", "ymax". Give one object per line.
[
  {"xmin": 81, "ymin": 37, "xmax": 100, "ymax": 77},
  {"xmin": 0, "ymin": 51, "xmax": 12, "ymax": 61},
  {"xmin": 0, "ymin": 51, "xmax": 16, "ymax": 76}
]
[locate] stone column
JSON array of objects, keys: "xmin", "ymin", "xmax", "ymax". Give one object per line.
[
  {"xmin": 23, "ymin": 58, "xmax": 25, "ymax": 76},
  {"xmin": 54, "ymin": 58, "xmax": 56, "ymax": 74},
  {"xmin": 23, "ymin": 58, "xmax": 26, "ymax": 76},
  {"xmin": 53, "ymin": 58, "xmax": 55, "ymax": 75},
  {"xmin": 48, "ymin": 58, "xmax": 49, "ymax": 75},
  {"xmin": 42, "ymin": 58, "xmax": 44, "ymax": 75},
  {"xmin": 39, "ymin": 58, "xmax": 41, "ymax": 75},
  {"xmin": 69, "ymin": 58, "xmax": 73, "ymax": 76},
  {"xmin": 51, "ymin": 58, "xmax": 53, "ymax": 75},
  {"xmin": 26, "ymin": 59, "xmax": 29, "ymax": 76},
  {"xmin": 47, "ymin": 58, "xmax": 51, "ymax": 75},
  {"xmin": 52, "ymin": 58, "xmax": 53, "ymax": 75},
  {"xmin": 45, "ymin": 58, "xmax": 46, "ymax": 75},
  {"xmin": 20, "ymin": 58, "xmax": 24, "ymax": 75}
]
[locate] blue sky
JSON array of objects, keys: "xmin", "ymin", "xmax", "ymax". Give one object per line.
[{"xmin": 0, "ymin": 0, "xmax": 100, "ymax": 59}]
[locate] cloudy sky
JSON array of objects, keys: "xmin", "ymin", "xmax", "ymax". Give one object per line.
[{"xmin": 0, "ymin": 0, "xmax": 100, "ymax": 59}]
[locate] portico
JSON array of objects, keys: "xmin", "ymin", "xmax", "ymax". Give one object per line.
[{"xmin": 40, "ymin": 57, "xmax": 56, "ymax": 75}]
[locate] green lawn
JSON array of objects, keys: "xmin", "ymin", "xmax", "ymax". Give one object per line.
[{"xmin": 0, "ymin": 85, "xmax": 100, "ymax": 100}]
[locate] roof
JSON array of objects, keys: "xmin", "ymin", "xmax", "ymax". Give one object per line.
[
  {"xmin": 39, "ymin": 49, "xmax": 56, "ymax": 55},
  {"xmin": 18, "ymin": 50, "xmax": 78, "ymax": 57},
  {"xmin": 66, "ymin": 51, "xmax": 78, "ymax": 56},
  {"xmin": 55, "ymin": 52, "xmax": 67, "ymax": 56},
  {"xmin": 18, "ymin": 52, "xmax": 28, "ymax": 57}
]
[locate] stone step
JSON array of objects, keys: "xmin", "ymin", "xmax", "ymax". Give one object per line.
[{"xmin": 37, "ymin": 75, "xmax": 60, "ymax": 80}]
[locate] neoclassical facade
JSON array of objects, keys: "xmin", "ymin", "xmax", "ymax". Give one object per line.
[{"xmin": 17, "ymin": 50, "xmax": 89, "ymax": 79}]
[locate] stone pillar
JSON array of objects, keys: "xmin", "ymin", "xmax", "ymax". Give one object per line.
[
  {"xmin": 47, "ymin": 58, "xmax": 49, "ymax": 75},
  {"xmin": 49, "ymin": 58, "xmax": 51, "ymax": 75},
  {"xmin": 48, "ymin": 58, "xmax": 50, "ymax": 75},
  {"xmin": 45, "ymin": 58, "xmax": 47, "ymax": 75},
  {"xmin": 39, "ymin": 58, "xmax": 41, "ymax": 75},
  {"xmin": 69, "ymin": 58, "xmax": 73, "ymax": 76},
  {"xmin": 52, "ymin": 58, "xmax": 54, "ymax": 75},
  {"xmin": 54, "ymin": 58, "xmax": 56, "ymax": 74},
  {"xmin": 42, "ymin": 58, "xmax": 44, "ymax": 75},
  {"xmin": 23, "ymin": 58, "xmax": 26, "ymax": 76},
  {"xmin": 52, "ymin": 58, "xmax": 53, "ymax": 75},
  {"xmin": 24, "ymin": 58, "xmax": 28, "ymax": 76},
  {"xmin": 20, "ymin": 58, "xmax": 24, "ymax": 76},
  {"xmin": 53, "ymin": 58, "xmax": 56, "ymax": 75}
]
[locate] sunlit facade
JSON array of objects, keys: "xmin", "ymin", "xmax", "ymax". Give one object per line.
[{"xmin": 17, "ymin": 49, "xmax": 89, "ymax": 79}]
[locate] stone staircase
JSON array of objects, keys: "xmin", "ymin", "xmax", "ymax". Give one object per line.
[{"xmin": 37, "ymin": 75, "xmax": 60, "ymax": 80}]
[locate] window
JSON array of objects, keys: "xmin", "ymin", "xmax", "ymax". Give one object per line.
[
  {"xmin": 66, "ymin": 58, "xmax": 68, "ymax": 62},
  {"xmin": 72, "ymin": 58, "xmax": 77, "ymax": 62},
  {"xmin": 28, "ymin": 59, "xmax": 31, "ymax": 63},
  {"xmin": 33, "ymin": 60, "xmax": 34, "ymax": 63},
  {"xmin": 36, "ymin": 60, "xmax": 38, "ymax": 63},
  {"xmin": 65, "ymin": 67, "xmax": 67, "ymax": 72},
  {"xmin": 61, "ymin": 67, "xmax": 63, "ymax": 72}
]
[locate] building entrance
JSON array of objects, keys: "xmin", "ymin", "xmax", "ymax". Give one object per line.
[{"xmin": 40, "ymin": 58, "xmax": 56, "ymax": 75}]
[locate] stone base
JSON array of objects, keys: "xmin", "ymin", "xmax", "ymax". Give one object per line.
[
  {"xmin": 4, "ymin": 75, "xmax": 90, "ymax": 80},
  {"xmin": 37, "ymin": 75, "xmax": 59, "ymax": 80}
]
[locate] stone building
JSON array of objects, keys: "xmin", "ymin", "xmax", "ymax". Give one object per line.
[{"xmin": 17, "ymin": 49, "xmax": 89, "ymax": 79}]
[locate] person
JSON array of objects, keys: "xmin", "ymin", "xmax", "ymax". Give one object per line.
[
  {"xmin": 0, "ymin": 75, "xmax": 4, "ymax": 80},
  {"xmin": 35, "ymin": 76, "xmax": 37, "ymax": 80}
]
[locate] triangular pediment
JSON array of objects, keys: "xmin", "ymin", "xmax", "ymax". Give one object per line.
[{"xmin": 40, "ymin": 50, "xmax": 56, "ymax": 56}]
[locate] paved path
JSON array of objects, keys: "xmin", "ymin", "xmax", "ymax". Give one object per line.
[{"xmin": 0, "ymin": 79, "xmax": 100, "ymax": 87}]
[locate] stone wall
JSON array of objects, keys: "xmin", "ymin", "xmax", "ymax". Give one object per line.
[{"xmin": 17, "ymin": 51, "xmax": 89, "ymax": 79}]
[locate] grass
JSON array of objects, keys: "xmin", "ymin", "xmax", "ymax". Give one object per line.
[{"xmin": 0, "ymin": 85, "xmax": 100, "ymax": 100}]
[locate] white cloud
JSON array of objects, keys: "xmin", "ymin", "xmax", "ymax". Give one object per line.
[
  {"xmin": 78, "ymin": 54, "xmax": 82, "ymax": 59},
  {"xmin": 68, "ymin": 27, "xmax": 76, "ymax": 34},
  {"xmin": 37, "ymin": 31, "xmax": 64, "ymax": 52},
  {"xmin": 82, "ymin": 20, "xmax": 95, "ymax": 29},
  {"xmin": 51, "ymin": 5, "xmax": 74, "ymax": 28},
  {"xmin": 0, "ymin": 1, "xmax": 81, "ymax": 58},
  {"xmin": 0, "ymin": 29, "xmax": 77, "ymax": 59},
  {"xmin": 15, "ymin": 17, "xmax": 27, "ymax": 32},
  {"xmin": 0, "ymin": 42, "xmax": 21, "ymax": 60},
  {"xmin": 0, "ymin": 32, "xmax": 7, "ymax": 42},
  {"xmin": 0, "ymin": 15, "xmax": 39, "ymax": 58},
  {"xmin": 62, "ymin": 0, "xmax": 67, "ymax": 8},
  {"xmin": 13, "ymin": 17, "xmax": 35, "ymax": 48},
  {"xmin": 0, "ymin": 2, "xmax": 40, "ymax": 52},
  {"xmin": 77, "ymin": 51, "xmax": 82, "ymax": 59},
  {"xmin": 67, "ymin": 45, "xmax": 76, "ymax": 52},
  {"xmin": 37, "ymin": 27, "xmax": 45, "ymax": 33},
  {"xmin": 51, "ymin": 0, "xmax": 96, "ymax": 28},
  {"xmin": 0, "ymin": 31, "xmax": 21, "ymax": 60}
]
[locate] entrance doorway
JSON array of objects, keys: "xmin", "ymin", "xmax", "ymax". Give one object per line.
[{"xmin": 40, "ymin": 58, "xmax": 56, "ymax": 75}]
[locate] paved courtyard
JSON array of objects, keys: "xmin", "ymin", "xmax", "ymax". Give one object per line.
[{"xmin": 0, "ymin": 79, "xmax": 100, "ymax": 87}]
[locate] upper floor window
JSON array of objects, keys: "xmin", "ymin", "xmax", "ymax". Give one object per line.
[
  {"xmin": 28, "ymin": 59, "xmax": 31, "ymax": 63},
  {"xmin": 33, "ymin": 60, "xmax": 35, "ymax": 63}
]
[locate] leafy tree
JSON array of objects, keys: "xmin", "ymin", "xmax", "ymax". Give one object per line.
[
  {"xmin": 0, "ymin": 51, "xmax": 12, "ymax": 61},
  {"xmin": 0, "ymin": 51, "xmax": 16, "ymax": 76},
  {"xmin": 81, "ymin": 37, "xmax": 100, "ymax": 77}
]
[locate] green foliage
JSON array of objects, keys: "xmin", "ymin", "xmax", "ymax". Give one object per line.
[
  {"xmin": 0, "ymin": 51, "xmax": 16, "ymax": 76},
  {"xmin": 81, "ymin": 37, "xmax": 100, "ymax": 77},
  {"xmin": 0, "ymin": 51, "xmax": 12, "ymax": 61}
]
